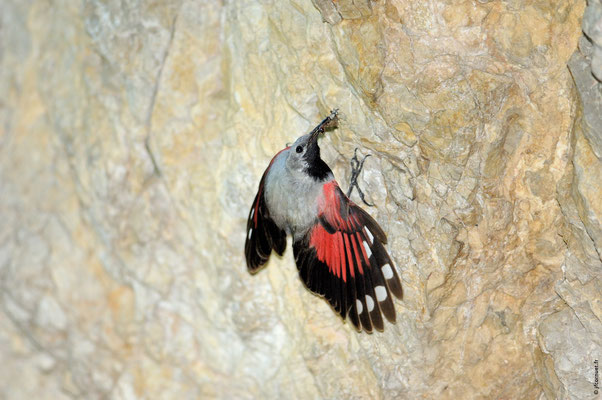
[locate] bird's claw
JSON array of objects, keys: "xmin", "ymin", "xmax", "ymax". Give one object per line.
[{"xmin": 347, "ymin": 148, "xmax": 374, "ymax": 207}]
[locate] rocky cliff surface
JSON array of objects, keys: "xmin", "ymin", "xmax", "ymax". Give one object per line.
[{"xmin": 0, "ymin": 0, "xmax": 600, "ymax": 399}]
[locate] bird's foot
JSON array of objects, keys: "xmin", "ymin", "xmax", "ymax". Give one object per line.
[{"xmin": 346, "ymin": 148, "xmax": 374, "ymax": 207}]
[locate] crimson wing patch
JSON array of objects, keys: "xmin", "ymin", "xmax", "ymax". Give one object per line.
[
  {"xmin": 293, "ymin": 181, "xmax": 403, "ymax": 332},
  {"xmin": 245, "ymin": 177, "xmax": 287, "ymax": 273}
]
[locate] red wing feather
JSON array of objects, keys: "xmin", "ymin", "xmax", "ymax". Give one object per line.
[{"xmin": 293, "ymin": 181, "xmax": 403, "ymax": 332}]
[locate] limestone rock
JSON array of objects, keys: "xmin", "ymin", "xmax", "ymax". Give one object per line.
[
  {"xmin": 583, "ymin": 0, "xmax": 602, "ymax": 81},
  {"xmin": 0, "ymin": 0, "xmax": 599, "ymax": 399}
]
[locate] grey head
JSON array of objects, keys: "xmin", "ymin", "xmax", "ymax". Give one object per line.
[{"xmin": 285, "ymin": 110, "xmax": 339, "ymax": 181}]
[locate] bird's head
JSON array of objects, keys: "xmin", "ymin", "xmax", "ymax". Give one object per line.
[{"xmin": 285, "ymin": 110, "xmax": 338, "ymax": 180}]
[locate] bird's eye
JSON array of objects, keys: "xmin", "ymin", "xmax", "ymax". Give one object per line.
[{"xmin": 296, "ymin": 146, "xmax": 303, "ymax": 153}]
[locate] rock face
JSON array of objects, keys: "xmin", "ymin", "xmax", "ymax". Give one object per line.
[{"xmin": 0, "ymin": 0, "xmax": 600, "ymax": 399}]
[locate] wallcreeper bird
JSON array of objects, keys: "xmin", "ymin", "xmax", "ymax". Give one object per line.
[{"xmin": 245, "ymin": 110, "xmax": 403, "ymax": 332}]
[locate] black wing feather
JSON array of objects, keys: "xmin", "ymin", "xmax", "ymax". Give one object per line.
[
  {"xmin": 291, "ymin": 182, "xmax": 403, "ymax": 332},
  {"xmin": 245, "ymin": 180, "xmax": 286, "ymax": 273}
]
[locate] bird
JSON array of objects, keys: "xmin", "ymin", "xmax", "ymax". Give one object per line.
[{"xmin": 244, "ymin": 110, "xmax": 403, "ymax": 332}]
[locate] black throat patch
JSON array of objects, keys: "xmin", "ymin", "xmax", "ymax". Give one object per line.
[{"xmin": 304, "ymin": 144, "xmax": 332, "ymax": 181}]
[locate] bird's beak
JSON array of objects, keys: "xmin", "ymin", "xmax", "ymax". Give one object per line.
[{"xmin": 308, "ymin": 109, "xmax": 339, "ymax": 145}]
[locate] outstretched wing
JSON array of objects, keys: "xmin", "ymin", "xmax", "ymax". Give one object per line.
[
  {"xmin": 245, "ymin": 173, "xmax": 287, "ymax": 273},
  {"xmin": 293, "ymin": 181, "xmax": 403, "ymax": 332}
]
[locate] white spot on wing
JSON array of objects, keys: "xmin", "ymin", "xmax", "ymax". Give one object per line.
[
  {"xmin": 375, "ymin": 286, "xmax": 387, "ymax": 301},
  {"xmin": 363, "ymin": 241, "xmax": 372, "ymax": 258},
  {"xmin": 365, "ymin": 228, "xmax": 374, "ymax": 243},
  {"xmin": 250, "ymin": 208, "xmax": 254, "ymax": 219},
  {"xmin": 248, "ymin": 229, "xmax": 253, "ymax": 240},
  {"xmin": 382, "ymin": 264, "xmax": 393, "ymax": 279},
  {"xmin": 366, "ymin": 295, "xmax": 374, "ymax": 312},
  {"xmin": 356, "ymin": 299, "xmax": 363, "ymax": 314}
]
